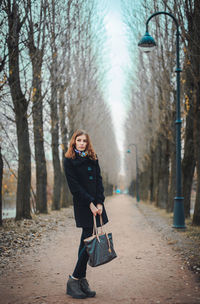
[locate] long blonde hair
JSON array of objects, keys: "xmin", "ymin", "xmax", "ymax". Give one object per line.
[{"xmin": 65, "ymin": 129, "xmax": 97, "ymax": 160}]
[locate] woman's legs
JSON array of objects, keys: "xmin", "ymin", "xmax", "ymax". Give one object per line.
[{"xmin": 72, "ymin": 227, "xmax": 93, "ymax": 279}]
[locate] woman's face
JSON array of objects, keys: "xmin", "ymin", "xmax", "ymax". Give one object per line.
[{"xmin": 75, "ymin": 134, "xmax": 87, "ymax": 151}]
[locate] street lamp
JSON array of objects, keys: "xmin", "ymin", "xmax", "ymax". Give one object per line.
[
  {"xmin": 127, "ymin": 143, "xmax": 140, "ymax": 202},
  {"xmin": 138, "ymin": 11, "xmax": 185, "ymax": 228}
]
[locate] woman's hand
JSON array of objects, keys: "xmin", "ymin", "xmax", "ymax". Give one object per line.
[
  {"xmin": 90, "ymin": 202, "xmax": 98, "ymax": 216},
  {"xmin": 96, "ymin": 204, "xmax": 103, "ymax": 215}
]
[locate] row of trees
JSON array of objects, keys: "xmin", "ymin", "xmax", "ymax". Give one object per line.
[
  {"xmin": 123, "ymin": 0, "xmax": 200, "ymax": 225},
  {"xmin": 0, "ymin": 0, "xmax": 120, "ymax": 225}
]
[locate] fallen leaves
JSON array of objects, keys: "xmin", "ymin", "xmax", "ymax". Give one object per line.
[{"xmin": 0, "ymin": 207, "xmax": 74, "ymax": 275}]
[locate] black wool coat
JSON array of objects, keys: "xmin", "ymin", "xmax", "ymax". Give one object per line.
[{"xmin": 63, "ymin": 153, "xmax": 109, "ymax": 228}]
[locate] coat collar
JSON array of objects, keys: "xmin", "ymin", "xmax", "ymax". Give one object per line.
[{"xmin": 71, "ymin": 154, "xmax": 96, "ymax": 167}]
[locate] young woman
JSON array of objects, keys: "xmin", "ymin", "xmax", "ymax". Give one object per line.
[{"xmin": 63, "ymin": 129, "xmax": 109, "ymax": 299}]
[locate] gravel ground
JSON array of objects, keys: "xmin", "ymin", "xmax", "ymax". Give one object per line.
[
  {"xmin": 0, "ymin": 195, "xmax": 200, "ymax": 304},
  {"xmin": 137, "ymin": 201, "xmax": 200, "ymax": 278}
]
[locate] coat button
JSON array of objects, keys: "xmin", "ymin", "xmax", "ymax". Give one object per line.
[
  {"xmin": 88, "ymin": 166, "xmax": 92, "ymax": 171},
  {"xmin": 89, "ymin": 176, "xmax": 93, "ymax": 180}
]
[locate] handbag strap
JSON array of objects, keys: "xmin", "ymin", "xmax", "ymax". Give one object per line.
[
  {"xmin": 100, "ymin": 214, "xmax": 104, "ymax": 227},
  {"xmin": 93, "ymin": 214, "xmax": 104, "ymax": 233},
  {"xmin": 92, "ymin": 215, "xmax": 100, "ymax": 242},
  {"xmin": 92, "ymin": 214, "xmax": 97, "ymax": 236},
  {"xmin": 92, "ymin": 214, "xmax": 112, "ymax": 251}
]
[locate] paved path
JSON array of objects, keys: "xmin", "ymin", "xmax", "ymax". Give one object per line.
[{"xmin": 1, "ymin": 195, "xmax": 200, "ymax": 304}]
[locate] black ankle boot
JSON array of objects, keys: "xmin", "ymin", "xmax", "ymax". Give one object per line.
[
  {"xmin": 66, "ymin": 275, "xmax": 87, "ymax": 299},
  {"xmin": 79, "ymin": 278, "xmax": 96, "ymax": 298}
]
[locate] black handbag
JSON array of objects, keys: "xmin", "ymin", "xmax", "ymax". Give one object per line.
[{"xmin": 84, "ymin": 214, "xmax": 117, "ymax": 267}]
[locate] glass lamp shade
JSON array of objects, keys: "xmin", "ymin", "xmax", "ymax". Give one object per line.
[{"xmin": 138, "ymin": 32, "xmax": 156, "ymax": 53}]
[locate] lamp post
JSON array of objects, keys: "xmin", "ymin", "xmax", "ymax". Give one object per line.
[
  {"xmin": 138, "ymin": 11, "xmax": 185, "ymax": 228},
  {"xmin": 127, "ymin": 143, "xmax": 140, "ymax": 202}
]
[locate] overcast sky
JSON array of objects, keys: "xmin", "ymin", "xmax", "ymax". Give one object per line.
[{"xmin": 103, "ymin": 0, "xmax": 131, "ymax": 172}]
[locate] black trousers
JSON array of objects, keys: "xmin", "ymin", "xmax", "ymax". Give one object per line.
[{"xmin": 72, "ymin": 227, "xmax": 93, "ymax": 279}]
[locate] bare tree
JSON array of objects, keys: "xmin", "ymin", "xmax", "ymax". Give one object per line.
[
  {"xmin": 122, "ymin": 0, "xmax": 178, "ymax": 210},
  {"xmin": 27, "ymin": 0, "xmax": 48, "ymax": 213},
  {"xmin": 58, "ymin": 0, "xmax": 76, "ymax": 208},
  {"xmin": 162, "ymin": 0, "xmax": 200, "ymax": 224},
  {"xmin": 62, "ymin": 0, "xmax": 120, "ymax": 190},
  {"xmin": 3, "ymin": 0, "xmax": 31, "ymax": 220},
  {"xmin": 1, "ymin": 0, "xmax": 120, "ymax": 217},
  {"xmin": 46, "ymin": 0, "xmax": 62, "ymax": 210}
]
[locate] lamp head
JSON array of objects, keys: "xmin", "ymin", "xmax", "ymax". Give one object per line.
[{"xmin": 138, "ymin": 31, "xmax": 156, "ymax": 53}]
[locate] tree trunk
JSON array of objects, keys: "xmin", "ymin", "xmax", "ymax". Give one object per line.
[
  {"xmin": 7, "ymin": 2, "xmax": 31, "ymax": 220},
  {"xmin": 167, "ymin": 140, "xmax": 176, "ymax": 212},
  {"xmin": 139, "ymin": 160, "xmax": 151, "ymax": 201},
  {"xmin": 149, "ymin": 144, "xmax": 154, "ymax": 202},
  {"xmin": 0, "ymin": 146, "xmax": 3, "ymax": 226},
  {"xmin": 181, "ymin": 14, "xmax": 196, "ymax": 217},
  {"xmin": 59, "ymin": 85, "xmax": 72, "ymax": 207},
  {"xmin": 157, "ymin": 134, "xmax": 169, "ymax": 209},
  {"xmin": 191, "ymin": 0, "xmax": 200, "ymax": 225},
  {"xmin": 28, "ymin": 8, "xmax": 48, "ymax": 213},
  {"xmin": 167, "ymin": 107, "xmax": 176, "ymax": 212},
  {"xmin": 193, "ymin": 87, "xmax": 200, "ymax": 225},
  {"xmin": 128, "ymin": 180, "xmax": 135, "ymax": 197},
  {"xmin": 182, "ymin": 100, "xmax": 195, "ymax": 218},
  {"xmin": 28, "ymin": 10, "xmax": 47, "ymax": 214},
  {"xmin": 152, "ymin": 138, "xmax": 160, "ymax": 204},
  {"xmin": 59, "ymin": 0, "xmax": 73, "ymax": 208},
  {"xmin": 31, "ymin": 60, "xmax": 47, "ymax": 213},
  {"xmin": 50, "ymin": 58, "xmax": 62, "ymax": 210}
]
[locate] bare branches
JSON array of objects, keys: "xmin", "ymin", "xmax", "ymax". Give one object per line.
[{"xmin": 1, "ymin": 0, "xmax": 120, "ymax": 215}]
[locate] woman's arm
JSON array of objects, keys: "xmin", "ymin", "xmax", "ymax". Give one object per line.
[
  {"xmin": 63, "ymin": 157, "xmax": 95, "ymax": 206},
  {"xmin": 96, "ymin": 159, "xmax": 105, "ymax": 205},
  {"xmin": 90, "ymin": 202, "xmax": 99, "ymax": 216},
  {"xmin": 96, "ymin": 203, "xmax": 103, "ymax": 215}
]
